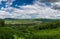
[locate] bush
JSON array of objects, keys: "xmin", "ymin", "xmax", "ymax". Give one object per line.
[{"xmin": 0, "ymin": 19, "xmax": 5, "ymax": 26}]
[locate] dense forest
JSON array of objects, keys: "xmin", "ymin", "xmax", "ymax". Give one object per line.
[{"xmin": 0, "ymin": 19, "xmax": 60, "ymax": 39}]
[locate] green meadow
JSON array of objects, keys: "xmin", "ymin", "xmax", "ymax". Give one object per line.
[{"xmin": 0, "ymin": 19, "xmax": 60, "ymax": 39}]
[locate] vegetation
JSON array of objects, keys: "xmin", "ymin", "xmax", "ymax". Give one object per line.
[
  {"xmin": 0, "ymin": 19, "xmax": 5, "ymax": 26},
  {"xmin": 0, "ymin": 19, "xmax": 60, "ymax": 39}
]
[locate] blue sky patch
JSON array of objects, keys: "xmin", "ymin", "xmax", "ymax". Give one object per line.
[{"xmin": 11, "ymin": 0, "xmax": 34, "ymax": 8}]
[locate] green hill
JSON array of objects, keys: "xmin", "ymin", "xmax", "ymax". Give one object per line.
[{"xmin": 0, "ymin": 19, "xmax": 60, "ymax": 39}]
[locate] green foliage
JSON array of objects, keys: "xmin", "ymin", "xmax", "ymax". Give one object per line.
[
  {"xmin": 0, "ymin": 19, "xmax": 5, "ymax": 26},
  {"xmin": 0, "ymin": 19, "xmax": 60, "ymax": 39}
]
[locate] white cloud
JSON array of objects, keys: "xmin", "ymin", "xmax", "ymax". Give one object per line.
[
  {"xmin": 0, "ymin": 0, "xmax": 15, "ymax": 7},
  {"xmin": 39, "ymin": 0, "xmax": 60, "ymax": 2},
  {"xmin": 6, "ymin": 0, "xmax": 15, "ymax": 7},
  {"xmin": 0, "ymin": 10, "xmax": 11, "ymax": 19},
  {"xmin": 0, "ymin": 0, "xmax": 60, "ymax": 19},
  {"xmin": 18, "ymin": 0, "xmax": 59, "ymax": 19},
  {"xmin": 52, "ymin": 2, "xmax": 60, "ymax": 10}
]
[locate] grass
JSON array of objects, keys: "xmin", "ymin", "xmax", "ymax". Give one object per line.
[
  {"xmin": 0, "ymin": 19, "xmax": 60, "ymax": 39},
  {"xmin": 1, "ymin": 27, "xmax": 60, "ymax": 39},
  {"xmin": 33, "ymin": 28, "xmax": 60, "ymax": 39}
]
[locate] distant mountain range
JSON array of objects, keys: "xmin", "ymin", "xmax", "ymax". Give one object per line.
[{"xmin": 3, "ymin": 18, "xmax": 57, "ymax": 22}]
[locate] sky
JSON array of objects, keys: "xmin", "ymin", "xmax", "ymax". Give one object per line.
[{"xmin": 0, "ymin": 0, "xmax": 60, "ymax": 19}]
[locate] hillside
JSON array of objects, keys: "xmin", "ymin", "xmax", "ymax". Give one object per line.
[{"xmin": 0, "ymin": 19, "xmax": 60, "ymax": 39}]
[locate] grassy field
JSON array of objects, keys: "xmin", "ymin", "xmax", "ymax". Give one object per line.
[{"xmin": 0, "ymin": 19, "xmax": 60, "ymax": 39}]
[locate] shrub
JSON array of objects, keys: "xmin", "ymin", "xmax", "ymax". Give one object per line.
[{"xmin": 0, "ymin": 19, "xmax": 5, "ymax": 26}]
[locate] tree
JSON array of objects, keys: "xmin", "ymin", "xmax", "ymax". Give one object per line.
[{"xmin": 0, "ymin": 19, "xmax": 5, "ymax": 26}]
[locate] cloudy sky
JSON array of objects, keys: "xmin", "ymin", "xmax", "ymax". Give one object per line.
[{"xmin": 0, "ymin": 0, "xmax": 60, "ymax": 19}]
